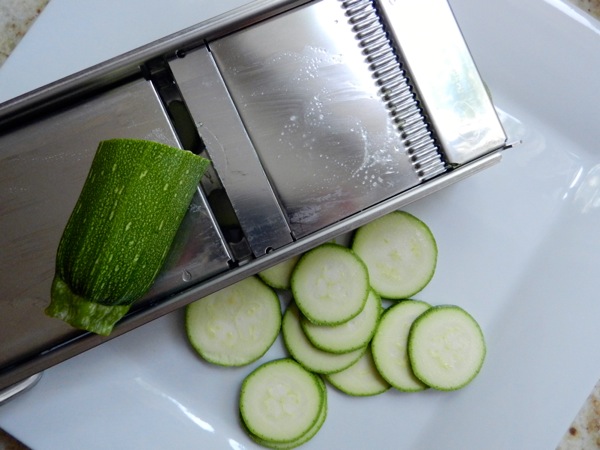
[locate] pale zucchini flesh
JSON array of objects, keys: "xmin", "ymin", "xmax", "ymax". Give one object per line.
[
  {"xmin": 301, "ymin": 289, "xmax": 382, "ymax": 354},
  {"xmin": 371, "ymin": 299, "xmax": 431, "ymax": 392},
  {"xmin": 282, "ymin": 303, "xmax": 366, "ymax": 374},
  {"xmin": 246, "ymin": 376, "xmax": 327, "ymax": 449},
  {"xmin": 291, "ymin": 243, "xmax": 369, "ymax": 325},
  {"xmin": 325, "ymin": 347, "xmax": 390, "ymax": 397},
  {"xmin": 172, "ymin": 208, "xmax": 486, "ymax": 446},
  {"xmin": 408, "ymin": 305, "xmax": 486, "ymax": 391},
  {"xmin": 240, "ymin": 358, "xmax": 324, "ymax": 444},
  {"xmin": 352, "ymin": 211, "xmax": 437, "ymax": 299},
  {"xmin": 185, "ymin": 276, "xmax": 282, "ymax": 367},
  {"xmin": 258, "ymin": 255, "xmax": 301, "ymax": 290}
]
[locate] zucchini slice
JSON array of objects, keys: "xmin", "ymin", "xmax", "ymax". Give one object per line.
[
  {"xmin": 282, "ymin": 303, "xmax": 366, "ymax": 374},
  {"xmin": 245, "ymin": 375, "xmax": 328, "ymax": 449},
  {"xmin": 185, "ymin": 276, "xmax": 281, "ymax": 367},
  {"xmin": 325, "ymin": 347, "xmax": 390, "ymax": 397},
  {"xmin": 46, "ymin": 139, "xmax": 210, "ymax": 335},
  {"xmin": 371, "ymin": 299, "xmax": 431, "ymax": 392},
  {"xmin": 301, "ymin": 289, "xmax": 382, "ymax": 354},
  {"xmin": 258, "ymin": 255, "xmax": 301, "ymax": 290},
  {"xmin": 408, "ymin": 305, "xmax": 486, "ymax": 391},
  {"xmin": 352, "ymin": 211, "xmax": 437, "ymax": 299},
  {"xmin": 291, "ymin": 243, "xmax": 369, "ymax": 325},
  {"xmin": 240, "ymin": 358, "xmax": 325, "ymax": 444}
]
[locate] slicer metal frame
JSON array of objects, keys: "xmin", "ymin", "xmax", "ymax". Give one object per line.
[{"xmin": 0, "ymin": 0, "xmax": 507, "ymax": 392}]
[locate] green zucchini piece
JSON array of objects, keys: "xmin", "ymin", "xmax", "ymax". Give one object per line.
[
  {"xmin": 258, "ymin": 255, "xmax": 301, "ymax": 290},
  {"xmin": 240, "ymin": 358, "xmax": 325, "ymax": 444},
  {"xmin": 291, "ymin": 243, "xmax": 369, "ymax": 326},
  {"xmin": 408, "ymin": 305, "xmax": 486, "ymax": 391},
  {"xmin": 244, "ymin": 375, "xmax": 328, "ymax": 449},
  {"xmin": 301, "ymin": 289, "xmax": 382, "ymax": 354},
  {"xmin": 185, "ymin": 276, "xmax": 281, "ymax": 367},
  {"xmin": 352, "ymin": 211, "xmax": 437, "ymax": 299},
  {"xmin": 46, "ymin": 138, "xmax": 210, "ymax": 335},
  {"xmin": 371, "ymin": 299, "xmax": 431, "ymax": 392},
  {"xmin": 281, "ymin": 303, "xmax": 366, "ymax": 374},
  {"xmin": 325, "ymin": 347, "xmax": 390, "ymax": 397}
]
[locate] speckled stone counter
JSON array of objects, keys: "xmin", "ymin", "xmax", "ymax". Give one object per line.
[
  {"xmin": 1, "ymin": 1, "xmax": 600, "ymax": 449},
  {"xmin": 558, "ymin": 379, "xmax": 600, "ymax": 449},
  {"xmin": 0, "ymin": 0, "xmax": 49, "ymax": 66},
  {"xmin": 571, "ymin": 0, "xmax": 600, "ymax": 17}
]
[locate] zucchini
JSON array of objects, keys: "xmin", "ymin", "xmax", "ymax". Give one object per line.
[
  {"xmin": 371, "ymin": 299, "xmax": 431, "ymax": 392},
  {"xmin": 325, "ymin": 347, "xmax": 390, "ymax": 397},
  {"xmin": 239, "ymin": 358, "xmax": 326, "ymax": 445},
  {"xmin": 258, "ymin": 255, "xmax": 301, "ymax": 290},
  {"xmin": 282, "ymin": 303, "xmax": 366, "ymax": 374},
  {"xmin": 291, "ymin": 243, "xmax": 369, "ymax": 325},
  {"xmin": 185, "ymin": 276, "xmax": 281, "ymax": 367},
  {"xmin": 301, "ymin": 289, "xmax": 382, "ymax": 354},
  {"xmin": 46, "ymin": 138, "xmax": 210, "ymax": 335},
  {"xmin": 408, "ymin": 305, "xmax": 486, "ymax": 391},
  {"xmin": 244, "ymin": 373, "xmax": 328, "ymax": 449},
  {"xmin": 352, "ymin": 211, "xmax": 437, "ymax": 299}
]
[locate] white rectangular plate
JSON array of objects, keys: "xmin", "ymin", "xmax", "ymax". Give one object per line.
[{"xmin": 1, "ymin": 0, "xmax": 600, "ymax": 448}]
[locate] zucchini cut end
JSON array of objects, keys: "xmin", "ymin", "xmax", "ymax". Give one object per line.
[{"xmin": 46, "ymin": 276, "xmax": 131, "ymax": 336}]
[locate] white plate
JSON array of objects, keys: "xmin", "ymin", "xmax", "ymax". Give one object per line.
[{"xmin": 2, "ymin": 0, "xmax": 600, "ymax": 448}]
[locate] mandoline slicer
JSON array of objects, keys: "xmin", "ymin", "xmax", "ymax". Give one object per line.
[{"xmin": 0, "ymin": 0, "xmax": 508, "ymax": 396}]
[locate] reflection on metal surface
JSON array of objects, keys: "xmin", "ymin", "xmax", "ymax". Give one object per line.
[
  {"xmin": 140, "ymin": 185, "xmax": 232, "ymax": 306},
  {"xmin": 210, "ymin": 0, "xmax": 424, "ymax": 238},
  {"xmin": 0, "ymin": 78, "xmax": 230, "ymax": 372},
  {"xmin": 341, "ymin": 0, "xmax": 446, "ymax": 182},
  {"xmin": 377, "ymin": 0, "xmax": 507, "ymax": 165},
  {"xmin": 0, "ymin": 372, "xmax": 42, "ymax": 405},
  {"xmin": 170, "ymin": 47, "xmax": 294, "ymax": 256}
]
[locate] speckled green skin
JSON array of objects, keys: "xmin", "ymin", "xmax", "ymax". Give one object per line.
[{"xmin": 45, "ymin": 139, "xmax": 210, "ymax": 335}]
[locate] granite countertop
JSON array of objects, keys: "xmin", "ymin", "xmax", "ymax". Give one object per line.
[
  {"xmin": 571, "ymin": 0, "xmax": 600, "ymax": 17},
  {"xmin": 0, "ymin": 0, "xmax": 48, "ymax": 67},
  {"xmin": 558, "ymin": 379, "xmax": 600, "ymax": 449},
  {"xmin": 1, "ymin": 1, "xmax": 600, "ymax": 449}
]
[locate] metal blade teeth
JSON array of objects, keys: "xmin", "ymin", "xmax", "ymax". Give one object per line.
[{"xmin": 340, "ymin": 0, "xmax": 446, "ymax": 181}]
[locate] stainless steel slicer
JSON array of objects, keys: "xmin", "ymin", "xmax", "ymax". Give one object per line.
[{"xmin": 0, "ymin": 0, "xmax": 508, "ymax": 396}]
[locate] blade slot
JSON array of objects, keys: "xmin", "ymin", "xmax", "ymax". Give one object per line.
[
  {"xmin": 169, "ymin": 47, "xmax": 295, "ymax": 257},
  {"xmin": 145, "ymin": 58, "xmax": 253, "ymax": 263}
]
